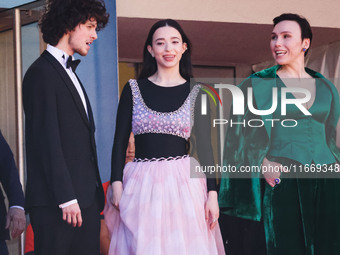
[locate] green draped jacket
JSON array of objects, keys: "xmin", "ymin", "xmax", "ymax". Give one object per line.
[{"xmin": 218, "ymin": 65, "xmax": 340, "ymax": 221}]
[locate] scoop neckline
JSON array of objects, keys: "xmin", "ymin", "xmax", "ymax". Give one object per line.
[
  {"xmin": 146, "ymin": 78, "xmax": 188, "ymax": 88},
  {"xmin": 130, "ymin": 79, "xmax": 195, "ymax": 115}
]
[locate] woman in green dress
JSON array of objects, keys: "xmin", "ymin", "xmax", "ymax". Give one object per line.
[{"xmin": 219, "ymin": 13, "xmax": 340, "ymax": 255}]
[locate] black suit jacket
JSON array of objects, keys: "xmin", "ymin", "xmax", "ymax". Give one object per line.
[
  {"xmin": 23, "ymin": 50, "xmax": 104, "ymax": 212},
  {"xmin": 0, "ymin": 131, "xmax": 25, "ymax": 240}
]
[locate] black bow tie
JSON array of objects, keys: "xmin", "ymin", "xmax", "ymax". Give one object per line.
[{"xmin": 66, "ymin": 56, "xmax": 81, "ymax": 72}]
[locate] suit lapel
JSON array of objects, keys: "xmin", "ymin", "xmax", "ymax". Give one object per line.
[
  {"xmin": 76, "ymin": 74, "xmax": 98, "ymax": 164},
  {"xmin": 42, "ymin": 51, "xmax": 90, "ymax": 129},
  {"xmin": 76, "ymin": 74, "xmax": 96, "ymax": 133}
]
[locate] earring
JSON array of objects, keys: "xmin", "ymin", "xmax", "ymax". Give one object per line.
[{"xmin": 303, "ymin": 48, "xmax": 306, "ymax": 52}]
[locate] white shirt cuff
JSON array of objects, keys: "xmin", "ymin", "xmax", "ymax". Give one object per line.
[
  {"xmin": 59, "ymin": 199, "xmax": 78, "ymax": 209},
  {"xmin": 9, "ymin": 206, "xmax": 24, "ymax": 211}
]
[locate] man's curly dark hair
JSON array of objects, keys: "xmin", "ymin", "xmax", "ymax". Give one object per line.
[{"xmin": 39, "ymin": 0, "xmax": 109, "ymax": 46}]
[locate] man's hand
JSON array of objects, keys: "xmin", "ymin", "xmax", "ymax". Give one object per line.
[
  {"xmin": 262, "ymin": 157, "xmax": 286, "ymax": 187},
  {"xmin": 5, "ymin": 207, "xmax": 26, "ymax": 239},
  {"xmin": 62, "ymin": 203, "xmax": 82, "ymax": 227}
]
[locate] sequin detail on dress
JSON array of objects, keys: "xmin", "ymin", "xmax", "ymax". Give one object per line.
[{"xmin": 129, "ymin": 79, "xmax": 200, "ymax": 140}]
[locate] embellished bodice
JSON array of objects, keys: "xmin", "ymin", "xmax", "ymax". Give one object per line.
[
  {"xmin": 111, "ymin": 78, "xmax": 218, "ymax": 190},
  {"xmin": 129, "ymin": 79, "xmax": 200, "ymax": 140}
]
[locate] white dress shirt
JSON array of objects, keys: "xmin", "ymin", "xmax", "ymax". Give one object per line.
[{"xmin": 46, "ymin": 45, "xmax": 88, "ymax": 117}]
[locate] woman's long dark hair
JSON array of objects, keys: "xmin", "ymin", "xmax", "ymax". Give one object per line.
[{"xmin": 138, "ymin": 19, "xmax": 193, "ymax": 80}]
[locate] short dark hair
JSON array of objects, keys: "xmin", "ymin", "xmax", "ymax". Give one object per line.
[
  {"xmin": 138, "ymin": 19, "xmax": 193, "ymax": 80},
  {"xmin": 273, "ymin": 13, "xmax": 312, "ymax": 56},
  {"xmin": 39, "ymin": 0, "xmax": 109, "ymax": 46}
]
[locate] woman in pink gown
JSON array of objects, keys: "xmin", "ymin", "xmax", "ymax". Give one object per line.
[{"xmin": 104, "ymin": 19, "xmax": 225, "ymax": 255}]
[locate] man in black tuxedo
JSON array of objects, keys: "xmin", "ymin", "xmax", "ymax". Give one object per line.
[
  {"xmin": 0, "ymin": 130, "xmax": 25, "ymax": 255},
  {"xmin": 22, "ymin": 0, "xmax": 109, "ymax": 254}
]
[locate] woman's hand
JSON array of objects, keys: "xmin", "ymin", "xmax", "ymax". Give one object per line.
[
  {"xmin": 262, "ymin": 157, "xmax": 285, "ymax": 187},
  {"xmin": 111, "ymin": 181, "xmax": 123, "ymax": 210},
  {"xmin": 205, "ymin": 190, "xmax": 219, "ymax": 230}
]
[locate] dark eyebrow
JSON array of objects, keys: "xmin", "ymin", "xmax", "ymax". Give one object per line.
[
  {"xmin": 155, "ymin": 36, "xmax": 180, "ymax": 41},
  {"xmin": 87, "ymin": 21, "xmax": 97, "ymax": 27}
]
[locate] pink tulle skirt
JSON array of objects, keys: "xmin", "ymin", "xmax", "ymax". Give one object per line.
[{"xmin": 104, "ymin": 157, "xmax": 225, "ymax": 255}]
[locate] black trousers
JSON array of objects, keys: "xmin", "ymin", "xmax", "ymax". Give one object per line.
[
  {"xmin": 29, "ymin": 198, "xmax": 100, "ymax": 255},
  {"xmin": 219, "ymin": 214, "xmax": 267, "ymax": 255},
  {"xmin": 0, "ymin": 240, "xmax": 9, "ymax": 255}
]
